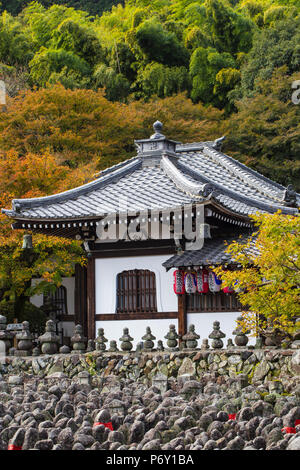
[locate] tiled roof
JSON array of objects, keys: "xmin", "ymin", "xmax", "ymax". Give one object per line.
[
  {"xmin": 2, "ymin": 136, "xmax": 299, "ymax": 222},
  {"xmin": 162, "ymin": 233, "xmax": 259, "ymax": 269}
]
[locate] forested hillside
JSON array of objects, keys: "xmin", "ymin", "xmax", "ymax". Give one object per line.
[{"xmin": 0, "ymin": 0, "xmax": 299, "ymax": 189}]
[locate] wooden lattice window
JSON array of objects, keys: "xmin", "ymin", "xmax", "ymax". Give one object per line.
[
  {"xmin": 186, "ymin": 291, "xmax": 242, "ymax": 313},
  {"xmin": 116, "ymin": 269, "xmax": 157, "ymax": 314},
  {"xmin": 43, "ymin": 285, "xmax": 68, "ymax": 317}
]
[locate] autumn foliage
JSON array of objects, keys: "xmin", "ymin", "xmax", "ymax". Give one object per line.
[
  {"xmin": 0, "ymin": 84, "xmax": 226, "ymax": 312},
  {"xmin": 214, "ymin": 211, "xmax": 300, "ymax": 340}
]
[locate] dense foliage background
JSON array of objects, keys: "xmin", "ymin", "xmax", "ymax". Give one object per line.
[
  {"xmin": 0, "ymin": 0, "xmax": 299, "ymax": 188},
  {"xmin": 0, "ymin": 0, "xmax": 299, "ymax": 315}
]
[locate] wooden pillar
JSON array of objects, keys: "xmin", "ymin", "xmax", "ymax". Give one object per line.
[
  {"xmin": 74, "ymin": 264, "xmax": 87, "ymax": 337},
  {"xmin": 178, "ymin": 293, "xmax": 187, "ymax": 341},
  {"xmin": 86, "ymin": 255, "xmax": 95, "ymax": 340}
]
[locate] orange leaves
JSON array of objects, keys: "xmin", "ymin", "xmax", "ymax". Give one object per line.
[{"xmin": 0, "ymin": 83, "xmax": 225, "ymax": 301}]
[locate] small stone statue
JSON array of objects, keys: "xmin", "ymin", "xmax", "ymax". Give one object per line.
[
  {"xmin": 0, "ymin": 315, "xmax": 13, "ymax": 352},
  {"xmin": 119, "ymin": 328, "xmax": 134, "ymax": 352},
  {"xmin": 32, "ymin": 343, "xmax": 41, "ymax": 356},
  {"xmin": 71, "ymin": 324, "xmax": 87, "ymax": 353},
  {"xmin": 164, "ymin": 324, "xmax": 179, "ymax": 351},
  {"xmin": 201, "ymin": 338, "xmax": 210, "ymax": 350},
  {"xmin": 282, "ymin": 184, "xmax": 297, "ymax": 207},
  {"xmin": 209, "ymin": 321, "xmax": 226, "ymax": 349},
  {"xmin": 255, "ymin": 337, "xmax": 264, "ymax": 349},
  {"xmin": 182, "ymin": 324, "xmax": 200, "ymax": 349},
  {"xmin": 157, "ymin": 340, "xmax": 164, "ymax": 351},
  {"xmin": 59, "ymin": 345, "xmax": 70, "ymax": 354},
  {"xmin": 108, "ymin": 340, "xmax": 119, "ymax": 352},
  {"xmin": 15, "ymin": 321, "xmax": 33, "ymax": 356},
  {"xmin": 142, "ymin": 327, "xmax": 156, "ymax": 352},
  {"xmin": 86, "ymin": 339, "xmax": 95, "ymax": 352},
  {"xmin": 96, "ymin": 328, "xmax": 108, "ymax": 352},
  {"xmin": 38, "ymin": 319, "xmax": 60, "ymax": 355},
  {"xmin": 226, "ymin": 338, "xmax": 235, "ymax": 349},
  {"xmin": 232, "ymin": 316, "xmax": 250, "ymax": 347},
  {"xmin": 135, "ymin": 342, "xmax": 144, "ymax": 354}
]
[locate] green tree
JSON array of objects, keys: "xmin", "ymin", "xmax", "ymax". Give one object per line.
[
  {"xmin": 227, "ymin": 67, "xmax": 300, "ymax": 191},
  {"xmin": 236, "ymin": 16, "xmax": 300, "ymax": 99},
  {"xmin": 214, "ymin": 211, "xmax": 300, "ymax": 342},
  {"xmin": 189, "ymin": 46, "xmax": 236, "ymax": 105},
  {"xmin": 0, "ymin": 0, "xmax": 124, "ymax": 17},
  {"xmin": 93, "ymin": 63, "xmax": 130, "ymax": 101},
  {"xmin": 135, "ymin": 62, "xmax": 190, "ymax": 99},
  {"xmin": 29, "ymin": 47, "xmax": 91, "ymax": 88},
  {"xmin": 0, "ymin": 11, "xmax": 33, "ymax": 66},
  {"xmin": 135, "ymin": 19, "xmax": 189, "ymax": 67},
  {"xmin": 213, "ymin": 67, "xmax": 241, "ymax": 112},
  {"xmin": 204, "ymin": 0, "xmax": 254, "ymax": 54},
  {"xmin": 51, "ymin": 18, "xmax": 103, "ymax": 66}
]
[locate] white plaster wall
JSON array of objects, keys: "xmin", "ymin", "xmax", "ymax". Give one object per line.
[
  {"xmin": 95, "ymin": 255, "xmax": 177, "ymax": 314},
  {"xmin": 187, "ymin": 312, "xmax": 255, "ymax": 346},
  {"xmin": 95, "ymin": 318, "xmax": 178, "ymax": 349},
  {"xmin": 60, "ymin": 321, "xmax": 75, "ymax": 338}
]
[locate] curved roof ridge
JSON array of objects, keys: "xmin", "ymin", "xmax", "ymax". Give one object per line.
[
  {"xmin": 177, "ymin": 160, "xmax": 298, "ymax": 215},
  {"xmin": 202, "ymin": 144, "xmax": 286, "ymax": 203},
  {"xmin": 160, "ymin": 156, "xmax": 211, "ymax": 200},
  {"xmin": 96, "ymin": 154, "xmax": 140, "ymax": 178},
  {"xmin": 6, "ymin": 158, "xmax": 142, "ymax": 213}
]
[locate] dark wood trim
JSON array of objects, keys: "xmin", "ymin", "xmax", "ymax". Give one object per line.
[
  {"xmin": 178, "ymin": 294, "xmax": 187, "ymax": 341},
  {"xmin": 86, "ymin": 256, "xmax": 95, "ymax": 339},
  {"xmin": 60, "ymin": 315, "xmax": 75, "ymax": 322},
  {"xmin": 91, "ymin": 247, "xmax": 175, "ymax": 258},
  {"xmin": 95, "ymin": 312, "xmax": 178, "ymax": 321},
  {"xmin": 74, "ymin": 264, "xmax": 87, "ymax": 335},
  {"xmin": 186, "ymin": 291, "xmax": 242, "ymax": 313},
  {"xmin": 186, "ymin": 309, "xmax": 241, "ymax": 314}
]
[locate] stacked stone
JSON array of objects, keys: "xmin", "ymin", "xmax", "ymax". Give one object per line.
[
  {"xmin": 119, "ymin": 328, "xmax": 133, "ymax": 352},
  {"xmin": 142, "ymin": 327, "xmax": 156, "ymax": 352},
  {"xmin": 96, "ymin": 328, "xmax": 108, "ymax": 352},
  {"xmin": 108, "ymin": 340, "xmax": 119, "ymax": 352},
  {"xmin": 86, "ymin": 339, "xmax": 95, "ymax": 352},
  {"xmin": 164, "ymin": 324, "xmax": 179, "ymax": 351},
  {"xmin": 232, "ymin": 316, "xmax": 250, "ymax": 347},
  {"xmin": 38, "ymin": 319, "xmax": 60, "ymax": 355},
  {"xmin": 0, "ymin": 315, "xmax": 13, "ymax": 353},
  {"xmin": 209, "ymin": 321, "xmax": 226, "ymax": 349},
  {"xmin": 0, "ymin": 360, "xmax": 299, "ymax": 451},
  {"xmin": 15, "ymin": 321, "xmax": 33, "ymax": 357},
  {"xmin": 71, "ymin": 325, "xmax": 87, "ymax": 354},
  {"xmin": 59, "ymin": 344, "xmax": 71, "ymax": 354},
  {"xmin": 182, "ymin": 325, "xmax": 200, "ymax": 349}
]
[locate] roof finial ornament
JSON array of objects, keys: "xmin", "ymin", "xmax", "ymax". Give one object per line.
[
  {"xmin": 151, "ymin": 120, "xmax": 165, "ymax": 140},
  {"xmin": 282, "ymin": 184, "xmax": 297, "ymax": 207},
  {"xmin": 212, "ymin": 135, "xmax": 226, "ymax": 150}
]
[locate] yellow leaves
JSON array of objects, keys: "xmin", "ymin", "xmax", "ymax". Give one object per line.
[{"xmin": 214, "ymin": 210, "xmax": 300, "ymax": 337}]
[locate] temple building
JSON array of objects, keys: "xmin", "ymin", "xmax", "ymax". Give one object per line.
[{"xmin": 2, "ymin": 122, "xmax": 299, "ymax": 347}]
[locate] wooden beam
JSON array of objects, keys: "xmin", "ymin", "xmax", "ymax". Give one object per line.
[
  {"xmin": 86, "ymin": 255, "xmax": 95, "ymax": 339},
  {"xmin": 95, "ymin": 312, "xmax": 178, "ymax": 321},
  {"xmin": 74, "ymin": 264, "xmax": 87, "ymax": 336},
  {"xmin": 178, "ymin": 293, "xmax": 187, "ymax": 341}
]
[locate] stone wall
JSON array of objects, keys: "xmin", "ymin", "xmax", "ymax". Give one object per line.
[{"xmin": 1, "ymin": 349, "xmax": 299, "ymax": 394}]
